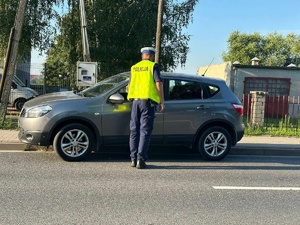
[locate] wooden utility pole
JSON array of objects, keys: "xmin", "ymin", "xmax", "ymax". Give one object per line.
[
  {"xmin": 0, "ymin": 0, "xmax": 27, "ymax": 124},
  {"xmin": 79, "ymin": 0, "xmax": 91, "ymax": 62},
  {"xmin": 155, "ymin": 0, "xmax": 164, "ymax": 64}
]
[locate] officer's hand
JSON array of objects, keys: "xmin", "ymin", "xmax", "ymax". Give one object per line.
[{"xmin": 159, "ymin": 103, "xmax": 164, "ymax": 112}]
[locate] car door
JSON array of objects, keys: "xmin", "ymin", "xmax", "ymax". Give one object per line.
[
  {"xmin": 163, "ymin": 78, "xmax": 215, "ymax": 145},
  {"xmin": 101, "ymin": 84, "xmax": 163, "ymax": 145}
]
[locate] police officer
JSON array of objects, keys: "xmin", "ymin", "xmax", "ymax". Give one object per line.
[{"xmin": 127, "ymin": 47, "xmax": 164, "ymax": 169}]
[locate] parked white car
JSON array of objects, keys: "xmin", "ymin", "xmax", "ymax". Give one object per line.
[{"xmin": 0, "ymin": 74, "xmax": 39, "ymax": 111}]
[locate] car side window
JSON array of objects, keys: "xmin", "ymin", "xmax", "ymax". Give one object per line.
[
  {"xmin": 169, "ymin": 79, "xmax": 203, "ymax": 100},
  {"xmin": 205, "ymin": 84, "xmax": 219, "ymax": 97}
]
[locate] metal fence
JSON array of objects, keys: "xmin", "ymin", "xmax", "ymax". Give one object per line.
[
  {"xmin": 242, "ymin": 94, "xmax": 300, "ymax": 131},
  {"xmin": 30, "ymin": 83, "xmax": 72, "ymax": 95}
]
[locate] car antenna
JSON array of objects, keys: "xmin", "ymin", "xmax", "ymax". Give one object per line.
[{"xmin": 202, "ymin": 58, "xmax": 214, "ymax": 76}]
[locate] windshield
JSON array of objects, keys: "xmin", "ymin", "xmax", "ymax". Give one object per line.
[
  {"xmin": 0, "ymin": 74, "xmax": 26, "ymax": 87},
  {"xmin": 79, "ymin": 73, "xmax": 129, "ymax": 97},
  {"xmin": 13, "ymin": 75, "xmax": 26, "ymax": 87}
]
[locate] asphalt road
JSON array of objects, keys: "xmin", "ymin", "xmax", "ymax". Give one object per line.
[{"xmin": 1, "ymin": 151, "xmax": 300, "ymax": 225}]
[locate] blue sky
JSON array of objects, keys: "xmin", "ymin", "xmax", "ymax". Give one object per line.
[
  {"xmin": 32, "ymin": 0, "xmax": 300, "ymax": 74},
  {"xmin": 176, "ymin": 0, "xmax": 300, "ymax": 74}
]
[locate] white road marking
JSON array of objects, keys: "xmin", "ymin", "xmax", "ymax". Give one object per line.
[{"xmin": 213, "ymin": 186, "xmax": 300, "ymax": 191}]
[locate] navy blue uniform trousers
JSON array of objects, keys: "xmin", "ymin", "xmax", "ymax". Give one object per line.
[{"xmin": 129, "ymin": 99, "xmax": 155, "ymax": 161}]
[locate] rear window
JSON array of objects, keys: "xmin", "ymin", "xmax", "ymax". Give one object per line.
[{"xmin": 205, "ymin": 84, "xmax": 219, "ymax": 97}]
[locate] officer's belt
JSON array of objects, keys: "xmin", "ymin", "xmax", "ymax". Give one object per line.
[{"xmin": 134, "ymin": 98, "xmax": 149, "ymax": 101}]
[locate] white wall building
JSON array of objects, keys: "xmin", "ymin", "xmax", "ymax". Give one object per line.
[{"xmin": 197, "ymin": 61, "xmax": 300, "ymax": 99}]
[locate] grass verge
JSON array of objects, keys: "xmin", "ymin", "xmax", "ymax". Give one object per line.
[{"xmin": 0, "ymin": 118, "xmax": 18, "ymax": 130}]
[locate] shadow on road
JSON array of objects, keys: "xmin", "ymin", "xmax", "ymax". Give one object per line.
[
  {"xmin": 143, "ymin": 164, "xmax": 300, "ymax": 171},
  {"xmin": 82, "ymin": 146, "xmax": 300, "ymax": 170}
]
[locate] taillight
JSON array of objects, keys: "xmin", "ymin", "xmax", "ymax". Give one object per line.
[{"xmin": 232, "ymin": 103, "xmax": 243, "ymax": 115}]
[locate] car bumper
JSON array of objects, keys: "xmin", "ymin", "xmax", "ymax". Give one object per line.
[
  {"xmin": 236, "ymin": 129, "xmax": 244, "ymax": 143},
  {"xmin": 18, "ymin": 128, "xmax": 50, "ymax": 146}
]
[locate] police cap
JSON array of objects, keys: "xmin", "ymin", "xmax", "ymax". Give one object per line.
[{"xmin": 141, "ymin": 47, "xmax": 156, "ymax": 55}]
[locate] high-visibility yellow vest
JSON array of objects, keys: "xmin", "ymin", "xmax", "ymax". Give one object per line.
[{"xmin": 127, "ymin": 60, "xmax": 161, "ymax": 104}]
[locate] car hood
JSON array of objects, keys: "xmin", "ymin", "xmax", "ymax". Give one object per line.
[{"xmin": 24, "ymin": 91, "xmax": 83, "ymax": 107}]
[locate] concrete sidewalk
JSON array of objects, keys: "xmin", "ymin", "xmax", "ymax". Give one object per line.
[
  {"xmin": 0, "ymin": 129, "xmax": 24, "ymax": 150},
  {"xmin": 0, "ymin": 129, "xmax": 300, "ymax": 156},
  {"xmin": 230, "ymin": 136, "xmax": 300, "ymax": 156},
  {"xmin": 0, "ymin": 129, "xmax": 20, "ymax": 144}
]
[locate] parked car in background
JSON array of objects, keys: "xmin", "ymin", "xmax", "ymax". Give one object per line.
[
  {"xmin": 0, "ymin": 74, "xmax": 39, "ymax": 110},
  {"xmin": 18, "ymin": 72, "xmax": 244, "ymax": 161}
]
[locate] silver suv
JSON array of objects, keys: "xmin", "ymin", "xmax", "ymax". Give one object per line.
[{"xmin": 18, "ymin": 72, "xmax": 244, "ymax": 161}]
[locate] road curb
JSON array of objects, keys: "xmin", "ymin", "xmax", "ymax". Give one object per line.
[
  {"xmin": 231, "ymin": 146, "xmax": 300, "ymax": 157},
  {"xmin": 0, "ymin": 143, "xmax": 25, "ymax": 150}
]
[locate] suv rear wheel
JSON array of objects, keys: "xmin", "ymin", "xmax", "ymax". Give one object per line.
[
  {"xmin": 53, "ymin": 124, "xmax": 94, "ymax": 161},
  {"xmin": 197, "ymin": 126, "xmax": 231, "ymax": 161}
]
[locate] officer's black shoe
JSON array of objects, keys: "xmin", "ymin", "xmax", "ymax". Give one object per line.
[
  {"xmin": 136, "ymin": 159, "xmax": 146, "ymax": 169},
  {"xmin": 131, "ymin": 160, "xmax": 137, "ymax": 167}
]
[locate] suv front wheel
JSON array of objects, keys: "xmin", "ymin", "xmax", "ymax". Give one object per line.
[
  {"xmin": 198, "ymin": 126, "xmax": 231, "ymax": 161},
  {"xmin": 53, "ymin": 124, "xmax": 94, "ymax": 161}
]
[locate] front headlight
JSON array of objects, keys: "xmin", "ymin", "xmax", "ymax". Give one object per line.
[{"xmin": 26, "ymin": 105, "xmax": 52, "ymax": 118}]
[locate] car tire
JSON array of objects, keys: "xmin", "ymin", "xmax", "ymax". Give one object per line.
[
  {"xmin": 53, "ymin": 124, "xmax": 94, "ymax": 161},
  {"xmin": 197, "ymin": 126, "xmax": 231, "ymax": 161},
  {"xmin": 15, "ymin": 99, "xmax": 26, "ymax": 111}
]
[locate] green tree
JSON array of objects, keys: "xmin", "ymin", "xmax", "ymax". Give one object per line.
[
  {"xmin": 43, "ymin": 12, "xmax": 80, "ymax": 87},
  {"xmin": 222, "ymin": 31, "xmax": 263, "ymax": 65},
  {"xmin": 263, "ymin": 33, "xmax": 290, "ymax": 66},
  {"xmin": 0, "ymin": 0, "xmax": 63, "ymax": 60},
  {"xmin": 44, "ymin": 0, "xmax": 199, "ymax": 83},
  {"xmin": 222, "ymin": 31, "xmax": 300, "ymax": 67},
  {"xmin": 285, "ymin": 33, "xmax": 300, "ymax": 66}
]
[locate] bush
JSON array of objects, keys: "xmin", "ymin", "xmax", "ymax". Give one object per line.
[{"xmin": 0, "ymin": 118, "xmax": 18, "ymax": 130}]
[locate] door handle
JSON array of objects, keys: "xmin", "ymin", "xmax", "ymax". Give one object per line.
[{"xmin": 197, "ymin": 105, "xmax": 210, "ymax": 110}]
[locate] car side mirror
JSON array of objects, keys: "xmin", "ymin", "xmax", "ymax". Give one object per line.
[{"xmin": 108, "ymin": 93, "xmax": 125, "ymax": 104}]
